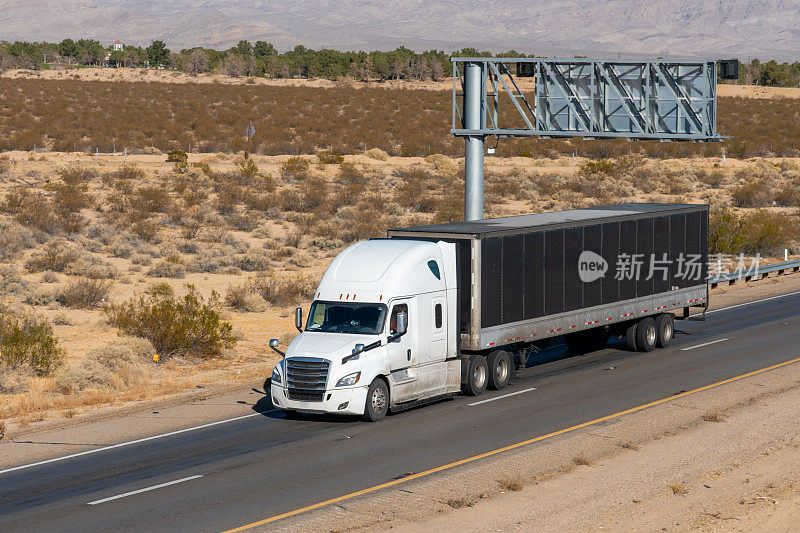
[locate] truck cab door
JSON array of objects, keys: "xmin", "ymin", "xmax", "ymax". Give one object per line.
[
  {"xmin": 386, "ymin": 300, "xmax": 418, "ymax": 403},
  {"xmin": 387, "ymin": 300, "xmax": 414, "ymax": 370}
]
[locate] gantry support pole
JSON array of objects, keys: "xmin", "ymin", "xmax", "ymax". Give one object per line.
[{"xmin": 463, "ymin": 61, "xmax": 485, "ymax": 221}]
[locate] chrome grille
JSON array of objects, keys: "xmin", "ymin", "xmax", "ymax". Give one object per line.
[{"xmin": 286, "ymin": 358, "xmax": 330, "ymax": 402}]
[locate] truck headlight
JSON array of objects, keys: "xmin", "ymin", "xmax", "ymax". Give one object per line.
[
  {"xmin": 336, "ymin": 372, "xmax": 361, "ymax": 387},
  {"xmin": 272, "ymin": 365, "xmax": 282, "ymax": 385}
]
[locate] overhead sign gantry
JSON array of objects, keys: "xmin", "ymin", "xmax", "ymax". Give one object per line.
[{"xmin": 452, "ymin": 57, "xmax": 728, "ymax": 220}]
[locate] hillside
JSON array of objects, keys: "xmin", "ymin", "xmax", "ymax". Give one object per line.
[{"xmin": 2, "ymin": 0, "xmax": 800, "ymax": 59}]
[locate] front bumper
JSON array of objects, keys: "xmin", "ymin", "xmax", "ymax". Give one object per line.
[{"xmin": 271, "ymin": 383, "xmax": 368, "ymax": 416}]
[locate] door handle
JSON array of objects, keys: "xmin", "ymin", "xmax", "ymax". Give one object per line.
[{"xmin": 407, "ymin": 349, "xmax": 411, "ymax": 361}]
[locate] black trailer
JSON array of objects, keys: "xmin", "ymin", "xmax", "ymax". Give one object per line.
[{"xmin": 388, "ymin": 203, "xmax": 708, "ymax": 353}]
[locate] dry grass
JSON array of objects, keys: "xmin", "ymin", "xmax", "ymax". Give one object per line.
[
  {"xmin": 498, "ymin": 477, "xmax": 525, "ymax": 492},
  {"xmin": 444, "ymin": 497, "xmax": 475, "ymax": 509},
  {"xmin": 573, "ymin": 453, "xmax": 596, "ymax": 466},
  {"xmin": 669, "ymin": 483, "xmax": 690, "ymax": 495},
  {"xmin": 701, "ymin": 409, "xmax": 728, "ymax": 422}
]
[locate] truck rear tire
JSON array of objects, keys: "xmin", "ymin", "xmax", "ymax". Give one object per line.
[
  {"xmin": 362, "ymin": 378, "xmax": 389, "ymax": 422},
  {"xmin": 487, "ymin": 350, "xmax": 511, "ymax": 390},
  {"xmin": 463, "ymin": 355, "xmax": 488, "ymax": 396},
  {"xmin": 636, "ymin": 317, "xmax": 657, "ymax": 352},
  {"xmin": 655, "ymin": 314, "xmax": 674, "ymax": 347},
  {"xmin": 625, "ymin": 322, "xmax": 638, "ymax": 351}
]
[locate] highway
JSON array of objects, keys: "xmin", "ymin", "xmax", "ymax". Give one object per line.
[{"xmin": 1, "ymin": 291, "xmax": 800, "ymax": 532}]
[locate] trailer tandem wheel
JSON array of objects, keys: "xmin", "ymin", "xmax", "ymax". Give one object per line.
[
  {"xmin": 487, "ymin": 350, "xmax": 512, "ymax": 390},
  {"xmin": 463, "ymin": 355, "xmax": 488, "ymax": 396},
  {"xmin": 636, "ymin": 317, "xmax": 657, "ymax": 352},
  {"xmin": 655, "ymin": 313, "xmax": 674, "ymax": 347}
]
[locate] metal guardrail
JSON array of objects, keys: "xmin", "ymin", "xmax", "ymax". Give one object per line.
[{"xmin": 708, "ymin": 259, "xmax": 800, "ymax": 288}]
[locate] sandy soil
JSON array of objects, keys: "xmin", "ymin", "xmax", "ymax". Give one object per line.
[
  {"xmin": 3, "ymin": 68, "xmax": 798, "ymax": 100},
  {"xmin": 717, "ymin": 84, "xmax": 800, "ymax": 100},
  {"xmin": 0, "ymin": 67, "xmax": 464, "ymax": 91}
]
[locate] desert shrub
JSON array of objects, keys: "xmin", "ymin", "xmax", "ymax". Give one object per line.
[
  {"xmin": 54, "ymin": 359, "xmax": 113, "ymax": 393},
  {"xmin": 86, "ymin": 336, "xmax": 155, "ymax": 370},
  {"xmin": 26, "ymin": 240, "xmax": 81, "ymax": 272},
  {"xmin": 3, "ymin": 188, "xmax": 62, "ymax": 233},
  {"xmin": 48, "ymin": 167, "xmax": 95, "ymax": 213},
  {"xmin": 365, "ymin": 148, "xmax": 389, "ymax": 161},
  {"xmin": 316, "ymin": 150, "xmax": 344, "ymax": 164},
  {"xmin": 425, "ymin": 153, "xmax": 457, "ymax": 175},
  {"xmin": 147, "ymin": 260, "xmax": 186, "ymax": 278},
  {"xmin": 0, "ymin": 310, "xmax": 63, "ymax": 375},
  {"xmin": 278, "ymin": 178, "xmax": 329, "ymax": 213},
  {"xmin": 167, "ymin": 150, "xmax": 188, "ymax": 163},
  {"xmin": 697, "ymin": 169, "xmax": 726, "ymax": 188},
  {"xmin": 105, "ymin": 163, "xmax": 144, "ymax": 183},
  {"xmin": 710, "ymin": 208, "xmax": 799, "ymax": 255},
  {"xmin": 64, "ymin": 254, "xmax": 118, "ymax": 279},
  {"xmin": 224, "ymin": 284, "xmax": 268, "ymax": 312},
  {"xmin": 56, "ymin": 278, "xmax": 114, "ymax": 308},
  {"xmin": 433, "ymin": 194, "xmax": 465, "ymax": 223},
  {"xmin": 234, "ymin": 158, "xmax": 260, "ymax": 184},
  {"xmin": 773, "ymin": 185, "xmax": 800, "ymax": 207},
  {"xmin": 132, "ymin": 185, "xmax": 173, "ymax": 214},
  {"xmin": 336, "ymin": 162, "xmax": 364, "ymax": 184},
  {"xmin": 226, "ymin": 273, "xmax": 315, "ymax": 308},
  {"xmin": 130, "ymin": 219, "xmax": 161, "ymax": 243},
  {"xmin": 281, "ymin": 156, "xmax": 310, "ymax": 180},
  {"xmin": 394, "ymin": 167, "xmax": 439, "ymax": 212},
  {"xmin": 486, "ymin": 173, "xmax": 524, "ymax": 201},
  {"xmin": 105, "ymin": 284, "xmax": 236, "ymax": 358},
  {"xmin": 0, "ymin": 367, "xmax": 33, "ymax": 394},
  {"xmin": 730, "ymin": 180, "xmax": 773, "ymax": 207},
  {"xmin": 234, "ymin": 249, "xmax": 272, "ymax": 271},
  {"xmin": 580, "ymin": 159, "xmax": 617, "ymax": 176},
  {"xmin": 0, "ymin": 219, "xmax": 36, "ymax": 261}
]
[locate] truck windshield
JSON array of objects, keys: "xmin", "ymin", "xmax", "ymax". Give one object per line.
[{"xmin": 305, "ymin": 301, "xmax": 388, "ymax": 335}]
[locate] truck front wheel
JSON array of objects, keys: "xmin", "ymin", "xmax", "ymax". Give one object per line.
[
  {"xmin": 487, "ymin": 350, "xmax": 511, "ymax": 390},
  {"xmin": 362, "ymin": 378, "xmax": 389, "ymax": 422},
  {"xmin": 463, "ymin": 355, "xmax": 488, "ymax": 396}
]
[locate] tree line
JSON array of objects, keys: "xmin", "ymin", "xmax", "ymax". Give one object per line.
[
  {"xmin": 1, "ymin": 39, "xmax": 798, "ymax": 86},
  {"xmin": 0, "ymin": 39, "xmax": 523, "ymax": 81}
]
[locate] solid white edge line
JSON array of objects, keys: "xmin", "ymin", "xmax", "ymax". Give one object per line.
[
  {"xmin": 0, "ymin": 410, "xmax": 278, "ymax": 476},
  {"xmin": 706, "ymin": 290, "xmax": 800, "ymax": 314},
  {"xmin": 468, "ymin": 387, "xmax": 537, "ymax": 406},
  {"xmin": 87, "ymin": 474, "xmax": 204, "ymax": 505},
  {"xmin": 681, "ymin": 338, "xmax": 730, "ymax": 351}
]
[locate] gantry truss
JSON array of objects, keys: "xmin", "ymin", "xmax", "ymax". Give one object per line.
[{"xmin": 452, "ymin": 58, "xmax": 722, "ymax": 142}]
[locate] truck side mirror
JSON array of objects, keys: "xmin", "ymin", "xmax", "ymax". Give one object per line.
[
  {"xmin": 396, "ymin": 311, "xmax": 408, "ymax": 335},
  {"xmin": 268, "ymin": 338, "xmax": 285, "ymax": 357},
  {"xmin": 295, "ymin": 307, "xmax": 303, "ymax": 332},
  {"xmin": 354, "ymin": 343, "xmax": 365, "ymax": 354}
]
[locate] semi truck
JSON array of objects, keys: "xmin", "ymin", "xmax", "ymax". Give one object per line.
[{"xmin": 269, "ymin": 203, "xmax": 709, "ymax": 421}]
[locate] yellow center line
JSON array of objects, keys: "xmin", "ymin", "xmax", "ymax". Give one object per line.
[{"xmin": 221, "ymin": 355, "xmax": 800, "ymax": 533}]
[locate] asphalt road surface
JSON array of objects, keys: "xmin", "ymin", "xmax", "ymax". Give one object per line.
[{"xmin": 2, "ymin": 291, "xmax": 800, "ymax": 532}]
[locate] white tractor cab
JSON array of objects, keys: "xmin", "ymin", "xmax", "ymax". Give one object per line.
[{"xmin": 270, "ymin": 239, "xmax": 462, "ymax": 421}]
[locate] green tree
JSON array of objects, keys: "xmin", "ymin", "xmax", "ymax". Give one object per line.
[
  {"xmin": 58, "ymin": 38, "xmax": 78, "ymax": 58},
  {"xmin": 235, "ymin": 40, "xmax": 252, "ymax": 56},
  {"xmin": 146, "ymin": 40, "xmax": 170, "ymax": 68},
  {"xmin": 253, "ymin": 41, "xmax": 276, "ymax": 59}
]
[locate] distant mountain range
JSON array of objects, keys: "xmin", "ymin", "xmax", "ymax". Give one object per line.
[{"xmin": 2, "ymin": 0, "xmax": 799, "ymax": 60}]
